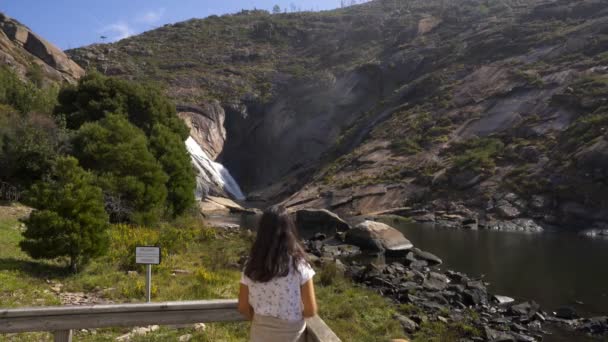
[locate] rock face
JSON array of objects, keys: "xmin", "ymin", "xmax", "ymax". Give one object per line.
[
  {"xmin": 178, "ymin": 101, "xmax": 227, "ymax": 160},
  {"xmin": 345, "ymin": 220, "xmax": 413, "ymax": 255},
  {"xmin": 0, "ymin": 13, "xmax": 84, "ymax": 83},
  {"xmin": 295, "ymin": 208, "xmax": 350, "ymax": 240}
]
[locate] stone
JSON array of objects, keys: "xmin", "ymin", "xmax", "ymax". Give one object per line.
[
  {"xmin": 423, "ymin": 276, "xmax": 448, "ymax": 291},
  {"xmin": 394, "ymin": 313, "xmax": 419, "ymax": 333},
  {"xmin": 194, "ymin": 323, "xmax": 207, "ymax": 332},
  {"xmin": 509, "ymin": 301, "xmax": 540, "ymax": 318},
  {"xmin": 345, "ymin": 220, "xmax": 413, "ymax": 256},
  {"xmin": 493, "ymin": 295, "xmax": 515, "ymax": 305},
  {"xmin": 411, "ymin": 248, "xmax": 443, "ymax": 265},
  {"xmin": 463, "ymin": 288, "xmax": 487, "ymax": 306},
  {"xmin": 495, "ymin": 201, "xmax": 521, "ymax": 219},
  {"xmin": 179, "ymin": 334, "xmax": 193, "ymax": 342},
  {"xmin": 484, "ymin": 326, "xmax": 515, "ymax": 341},
  {"xmin": 295, "ymin": 208, "xmax": 350, "ymax": 240}
]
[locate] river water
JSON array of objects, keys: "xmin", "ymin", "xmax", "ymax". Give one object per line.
[{"xmin": 379, "ymin": 218, "xmax": 608, "ymax": 341}]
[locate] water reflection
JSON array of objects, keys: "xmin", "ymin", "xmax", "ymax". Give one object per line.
[{"xmin": 380, "ymin": 218, "xmax": 608, "ymax": 318}]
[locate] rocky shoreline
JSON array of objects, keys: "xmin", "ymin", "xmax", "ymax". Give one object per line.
[{"xmin": 294, "ymin": 209, "xmax": 608, "ymax": 341}]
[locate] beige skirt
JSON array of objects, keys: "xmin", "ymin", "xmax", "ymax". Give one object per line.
[{"xmin": 250, "ymin": 314, "xmax": 306, "ymax": 342}]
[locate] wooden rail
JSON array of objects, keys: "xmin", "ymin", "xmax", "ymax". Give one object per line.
[{"xmin": 0, "ymin": 299, "xmax": 341, "ymax": 342}]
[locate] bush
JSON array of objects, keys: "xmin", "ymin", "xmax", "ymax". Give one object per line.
[
  {"xmin": 20, "ymin": 157, "xmax": 109, "ymax": 272},
  {"xmin": 0, "ymin": 65, "xmax": 58, "ymax": 114},
  {"xmin": 55, "ymin": 72, "xmax": 188, "ymax": 137},
  {"xmin": 149, "ymin": 124, "xmax": 196, "ymax": 217},
  {"xmin": 55, "ymin": 73, "xmax": 196, "ymax": 219},
  {"xmin": 0, "ymin": 112, "xmax": 69, "ymax": 188},
  {"xmin": 73, "ymin": 114, "xmax": 169, "ymax": 224},
  {"xmin": 451, "ymin": 137, "xmax": 505, "ymax": 173}
]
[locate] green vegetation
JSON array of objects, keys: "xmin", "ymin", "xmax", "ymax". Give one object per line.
[
  {"xmin": 0, "ymin": 66, "xmax": 58, "ymax": 115},
  {"xmin": 56, "ymin": 72, "xmax": 195, "ymax": 219},
  {"xmin": 1, "ymin": 208, "xmax": 418, "ymax": 341},
  {"xmin": 450, "ymin": 137, "xmax": 505, "ymax": 173},
  {"xmin": 73, "ymin": 114, "xmax": 169, "ymax": 224},
  {"xmin": 149, "ymin": 124, "xmax": 197, "ymax": 217},
  {"xmin": 0, "ymin": 111, "xmax": 69, "ymax": 189},
  {"xmin": 20, "ymin": 157, "xmax": 109, "ymax": 272},
  {"xmin": 372, "ymin": 108, "xmax": 454, "ymax": 156}
]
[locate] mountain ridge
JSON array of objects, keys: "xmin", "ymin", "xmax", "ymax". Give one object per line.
[{"xmin": 67, "ymin": 0, "xmax": 608, "ymax": 231}]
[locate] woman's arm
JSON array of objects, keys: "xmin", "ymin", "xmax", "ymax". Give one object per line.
[
  {"xmin": 238, "ymin": 283, "xmax": 254, "ymax": 320},
  {"xmin": 301, "ymin": 279, "xmax": 318, "ymax": 318}
]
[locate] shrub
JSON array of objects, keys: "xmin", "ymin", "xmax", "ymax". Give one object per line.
[
  {"xmin": 451, "ymin": 137, "xmax": 505, "ymax": 173},
  {"xmin": 72, "ymin": 114, "xmax": 169, "ymax": 224},
  {"xmin": 149, "ymin": 124, "xmax": 196, "ymax": 217},
  {"xmin": 20, "ymin": 157, "xmax": 109, "ymax": 272},
  {"xmin": 0, "ymin": 65, "xmax": 58, "ymax": 114},
  {"xmin": 0, "ymin": 112, "xmax": 69, "ymax": 188}
]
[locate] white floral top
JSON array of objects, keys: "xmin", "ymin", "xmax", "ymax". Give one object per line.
[{"xmin": 241, "ymin": 260, "xmax": 315, "ymax": 322}]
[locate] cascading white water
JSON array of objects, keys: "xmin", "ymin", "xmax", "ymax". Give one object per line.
[{"xmin": 185, "ymin": 137, "xmax": 246, "ymax": 201}]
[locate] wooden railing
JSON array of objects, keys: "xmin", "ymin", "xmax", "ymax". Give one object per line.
[{"xmin": 0, "ymin": 299, "xmax": 341, "ymax": 342}]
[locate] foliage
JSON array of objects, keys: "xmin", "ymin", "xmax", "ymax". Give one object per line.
[
  {"xmin": 149, "ymin": 124, "xmax": 196, "ymax": 217},
  {"xmin": 56, "ymin": 73, "xmax": 195, "ymax": 219},
  {"xmin": 55, "ymin": 72, "xmax": 188, "ymax": 137},
  {"xmin": 451, "ymin": 137, "xmax": 505, "ymax": 173},
  {"xmin": 72, "ymin": 114, "xmax": 169, "ymax": 224},
  {"xmin": 561, "ymin": 108, "xmax": 608, "ymax": 152},
  {"xmin": 20, "ymin": 157, "xmax": 109, "ymax": 272},
  {"xmin": 0, "ymin": 65, "xmax": 58, "ymax": 114},
  {"xmin": 0, "ymin": 112, "xmax": 69, "ymax": 188}
]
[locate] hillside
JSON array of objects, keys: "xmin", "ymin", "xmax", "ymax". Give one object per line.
[
  {"xmin": 0, "ymin": 13, "xmax": 83, "ymax": 84},
  {"xmin": 68, "ymin": 0, "xmax": 608, "ymax": 232}
]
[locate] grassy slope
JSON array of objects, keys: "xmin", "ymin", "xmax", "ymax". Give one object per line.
[{"xmin": 0, "ymin": 206, "xmax": 410, "ymax": 342}]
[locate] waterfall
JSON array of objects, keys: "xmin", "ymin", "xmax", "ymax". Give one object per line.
[{"xmin": 185, "ymin": 137, "xmax": 246, "ymax": 201}]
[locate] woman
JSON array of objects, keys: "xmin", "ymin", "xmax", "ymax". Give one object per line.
[{"xmin": 238, "ymin": 206, "xmax": 318, "ymax": 342}]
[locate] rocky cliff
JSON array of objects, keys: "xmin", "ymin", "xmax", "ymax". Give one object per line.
[
  {"xmin": 0, "ymin": 13, "xmax": 84, "ymax": 84},
  {"xmin": 68, "ymin": 0, "xmax": 608, "ymax": 231}
]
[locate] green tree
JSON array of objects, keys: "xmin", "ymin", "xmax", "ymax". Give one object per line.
[
  {"xmin": 0, "ymin": 112, "xmax": 69, "ymax": 188},
  {"xmin": 149, "ymin": 124, "xmax": 196, "ymax": 217},
  {"xmin": 55, "ymin": 72, "xmax": 187, "ymax": 138},
  {"xmin": 73, "ymin": 114, "xmax": 169, "ymax": 224},
  {"xmin": 272, "ymin": 4, "xmax": 281, "ymax": 13},
  {"xmin": 0, "ymin": 66, "xmax": 58, "ymax": 114},
  {"xmin": 20, "ymin": 157, "xmax": 109, "ymax": 273},
  {"xmin": 55, "ymin": 72, "xmax": 195, "ymax": 217}
]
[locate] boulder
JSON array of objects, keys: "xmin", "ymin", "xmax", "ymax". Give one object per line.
[
  {"xmin": 411, "ymin": 248, "xmax": 443, "ymax": 265},
  {"xmin": 295, "ymin": 208, "xmax": 350, "ymax": 240},
  {"xmin": 394, "ymin": 313, "xmax": 419, "ymax": 334},
  {"xmin": 345, "ymin": 220, "xmax": 413, "ymax": 256}
]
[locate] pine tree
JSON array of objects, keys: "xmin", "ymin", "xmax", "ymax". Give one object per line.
[
  {"xmin": 149, "ymin": 124, "xmax": 196, "ymax": 217},
  {"xmin": 73, "ymin": 114, "xmax": 169, "ymax": 224},
  {"xmin": 272, "ymin": 4, "xmax": 281, "ymax": 14},
  {"xmin": 20, "ymin": 157, "xmax": 109, "ymax": 273}
]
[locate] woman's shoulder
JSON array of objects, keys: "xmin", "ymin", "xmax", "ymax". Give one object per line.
[{"xmin": 295, "ymin": 258, "xmax": 315, "ymax": 284}]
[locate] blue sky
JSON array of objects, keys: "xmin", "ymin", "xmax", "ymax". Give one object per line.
[{"xmin": 0, "ymin": 0, "xmax": 346, "ymax": 50}]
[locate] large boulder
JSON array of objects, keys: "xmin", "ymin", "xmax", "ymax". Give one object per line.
[
  {"xmin": 345, "ymin": 220, "xmax": 413, "ymax": 256},
  {"xmin": 0, "ymin": 13, "xmax": 84, "ymax": 82},
  {"xmin": 295, "ymin": 208, "xmax": 350, "ymax": 240}
]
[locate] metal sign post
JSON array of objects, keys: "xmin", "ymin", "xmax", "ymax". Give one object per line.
[{"xmin": 135, "ymin": 246, "xmax": 161, "ymax": 303}]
